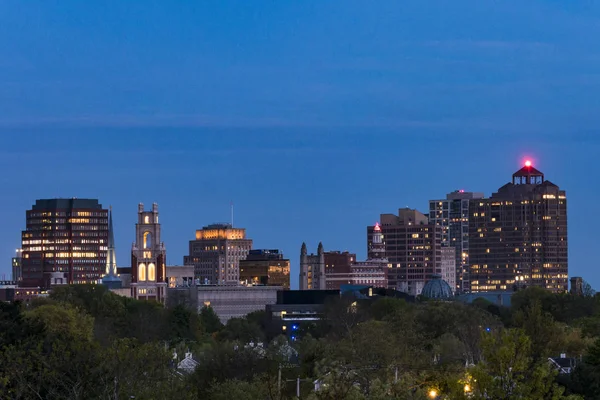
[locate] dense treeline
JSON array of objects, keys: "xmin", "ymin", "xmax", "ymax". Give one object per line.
[{"xmin": 1, "ymin": 285, "xmax": 600, "ymax": 399}]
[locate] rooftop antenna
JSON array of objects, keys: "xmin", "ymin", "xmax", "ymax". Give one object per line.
[{"xmin": 231, "ymin": 201, "xmax": 234, "ymax": 227}]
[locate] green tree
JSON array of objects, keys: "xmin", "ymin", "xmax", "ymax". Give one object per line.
[
  {"xmin": 200, "ymin": 305, "xmax": 224, "ymax": 334},
  {"xmin": 470, "ymin": 328, "xmax": 575, "ymax": 400},
  {"xmin": 218, "ymin": 317, "xmax": 265, "ymax": 343}
]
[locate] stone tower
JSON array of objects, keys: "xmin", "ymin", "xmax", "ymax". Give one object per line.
[
  {"xmin": 299, "ymin": 242, "xmax": 326, "ymax": 290},
  {"xmin": 131, "ymin": 203, "xmax": 167, "ymax": 302}
]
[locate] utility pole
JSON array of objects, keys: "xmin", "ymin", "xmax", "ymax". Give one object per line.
[{"xmin": 278, "ymin": 364, "xmax": 282, "ymax": 396}]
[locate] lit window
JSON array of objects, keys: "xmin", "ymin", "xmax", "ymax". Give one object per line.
[
  {"xmin": 139, "ymin": 263, "xmax": 146, "ymax": 281},
  {"xmin": 148, "ymin": 263, "xmax": 156, "ymax": 281}
]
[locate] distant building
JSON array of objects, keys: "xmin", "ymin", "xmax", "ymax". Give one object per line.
[
  {"xmin": 367, "ymin": 208, "xmax": 444, "ymax": 295},
  {"xmin": 367, "ymin": 223, "xmax": 386, "ymax": 260},
  {"xmin": 168, "ymin": 285, "xmax": 280, "ymax": 323},
  {"xmin": 469, "ymin": 162, "xmax": 568, "ymax": 293},
  {"xmin": 266, "ymin": 289, "xmax": 340, "ymax": 339},
  {"xmin": 20, "ymin": 198, "xmax": 108, "ymax": 288},
  {"xmin": 421, "ymin": 274, "xmax": 453, "ymax": 300},
  {"xmin": 323, "ymin": 251, "xmax": 356, "ymax": 290},
  {"xmin": 167, "ymin": 265, "xmax": 195, "ymax": 288},
  {"xmin": 12, "ymin": 250, "xmax": 22, "ymax": 284},
  {"xmin": 570, "ymin": 277, "xmax": 583, "ymax": 296},
  {"xmin": 299, "ymin": 242, "xmax": 326, "ymax": 290},
  {"xmin": 131, "ymin": 203, "xmax": 167, "ymax": 303},
  {"xmin": 350, "ymin": 259, "xmax": 389, "ymax": 288},
  {"xmin": 429, "ymin": 190, "xmax": 484, "ymax": 293},
  {"xmin": 239, "ymin": 249, "xmax": 290, "ymax": 289},
  {"xmin": 184, "ymin": 224, "xmax": 252, "ymax": 285},
  {"xmin": 116, "ymin": 267, "xmax": 132, "ymax": 288},
  {"xmin": 101, "ymin": 207, "xmax": 122, "ymax": 289},
  {"xmin": 440, "ymin": 247, "xmax": 456, "ymax": 293},
  {"xmin": 323, "ymin": 252, "xmax": 389, "ymax": 290}
]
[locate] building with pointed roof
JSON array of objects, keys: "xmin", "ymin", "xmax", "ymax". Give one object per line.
[
  {"xmin": 468, "ymin": 161, "xmax": 568, "ymax": 293},
  {"xmin": 102, "ymin": 207, "xmax": 122, "ymax": 289},
  {"xmin": 299, "ymin": 242, "xmax": 326, "ymax": 290}
]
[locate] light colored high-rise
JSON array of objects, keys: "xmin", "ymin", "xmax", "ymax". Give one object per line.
[
  {"xmin": 184, "ymin": 223, "xmax": 252, "ymax": 285},
  {"xmin": 429, "ymin": 190, "xmax": 484, "ymax": 293}
]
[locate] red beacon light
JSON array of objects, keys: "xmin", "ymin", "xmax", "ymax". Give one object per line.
[{"xmin": 524, "ymin": 160, "xmax": 532, "ymax": 167}]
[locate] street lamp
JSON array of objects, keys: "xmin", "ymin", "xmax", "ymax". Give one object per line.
[{"xmin": 428, "ymin": 389, "xmax": 438, "ymax": 399}]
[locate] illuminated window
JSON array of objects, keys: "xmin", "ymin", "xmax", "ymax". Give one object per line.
[
  {"xmin": 139, "ymin": 263, "xmax": 146, "ymax": 281},
  {"xmin": 148, "ymin": 263, "xmax": 156, "ymax": 281},
  {"xmin": 144, "ymin": 216, "xmax": 149, "ymax": 224},
  {"xmin": 143, "ymin": 232, "xmax": 152, "ymax": 249},
  {"xmin": 143, "ymin": 251, "xmax": 152, "ymax": 259}
]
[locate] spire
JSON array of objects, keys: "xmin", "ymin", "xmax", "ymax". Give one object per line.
[
  {"xmin": 317, "ymin": 242, "xmax": 324, "ymax": 254},
  {"xmin": 102, "ymin": 206, "xmax": 122, "ymax": 288},
  {"xmin": 108, "ymin": 206, "xmax": 115, "ymax": 254},
  {"xmin": 301, "ymin": 242, "xmax": 307, "ymax": 255}
]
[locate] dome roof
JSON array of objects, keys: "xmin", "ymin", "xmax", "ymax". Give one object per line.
[{"xmin": 421, "ymin": 274, "xmax": 453, "ymax": 299}]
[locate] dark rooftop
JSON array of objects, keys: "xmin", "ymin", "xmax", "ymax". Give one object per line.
[{"xmin": 32, "ymin": 198, "xmax": 104, "ymax": 210}]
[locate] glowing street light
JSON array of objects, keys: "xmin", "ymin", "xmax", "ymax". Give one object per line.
[{"xmin": 428, "ymin": 389, "xmax": 438, "ymax": 399}]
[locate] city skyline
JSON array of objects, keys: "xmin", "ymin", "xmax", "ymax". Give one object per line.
[
  {"xmin": 2, "ymin": 147, "xmax": 591, "ymax": 290},
  {"xmin": 2, "ymin": 2, "xmax": 600, "ymax": 289}
]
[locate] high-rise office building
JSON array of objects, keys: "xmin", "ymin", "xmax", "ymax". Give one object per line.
[
  {"xmin": 367, "ymin": 208, "xmax": 448, "ymax": 296},
  {"xmin": 429, "ymin": 190, "xmax": 484, "ymax": 293},
  {"xmin": 299, "ymin": 242, "xmax": 325, "ymax": 290},
  {"xmin": 469, "ymin": 162, "xmax": 568, "ymax": 293},
  {"xmin": 20, "ymin": 198, "xmax": 108, "ymax": 288},
  {"xmin": 131, "ymin": 203, "xmax": 167, "ymax": 302},
  {"xmin": 239, "ymin": 249, "xmax": 290, "ymax": 289},
  {"xmin": 184, "ymin": 223, "xmax": 252, "ymax": 285}
]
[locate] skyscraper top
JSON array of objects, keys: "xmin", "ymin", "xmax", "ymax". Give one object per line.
[
  {"xmin": 513, "ymin": 161, "xmax": 544, "ymax": 185},
  {"xmin": 32, "ymin": 198, "xmax": 103, "ymax": 210}
]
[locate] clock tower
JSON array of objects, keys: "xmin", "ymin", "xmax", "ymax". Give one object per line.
[{"xmin": 131, "ymin": 203, "xmax": 167, "ymax": 302}]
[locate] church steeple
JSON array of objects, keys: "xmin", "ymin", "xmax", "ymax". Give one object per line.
[{"xmin": 102, "ymin": 206, "xmax": 122, "ymax": 289}]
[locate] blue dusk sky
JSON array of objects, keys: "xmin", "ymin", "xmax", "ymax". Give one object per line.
[{"xmin": 1, "ymin": 1, "xmax": 600, "ymax": 289}]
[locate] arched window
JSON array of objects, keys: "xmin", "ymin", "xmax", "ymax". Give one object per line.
[
  {"xmin": 139, "ymin": 263, "xmax": 146, "ymax": 281},
  {"xmin": 143, "ymin": 232, "xmax": 152, "ymax": 249},
  {"xmin": 148, "ymin": 263, "xmax": 156, "ymax": 281},
  {"xmin": 144, "ymin": 215, "xmax": 149, "ymax": 224}
]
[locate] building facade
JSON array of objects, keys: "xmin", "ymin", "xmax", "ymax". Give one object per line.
[
  {"xmin": 323, "ymin": 251, "xmax": 356, "ymax": 290},
  {"xmin": 184, "ymin": 223, "xmax": 252, "ymax": 285},
  {"xmin": 349, "ymin": 259, "xmax": 389, "ymax": 288},
  {"xmin": 468, "ymin": 162, "xmax": 568, "ymax": 293},
  {"xmin": 429, "ymin": 190, "xmax": 484, "ymax": 293},
  {"xmin": 440, "ymin": 247, "xmax": 456, "ymax": 293},
  {"xmin": 239, "ymin": 249, "xmax": 290, "ymax": 289},
  {"xmin": 20, "ymin": 198, "xmax": 108, "ymax": 288},
  {"xmin": 168, "ymin": 285, "xmax": 281, "ymax": 323},
  {"xmin": 12, "ymin": 250, "xmax": 22, "ymax": 284},
  {"xmin": 166, "ymin": 265, "xmax": 195, "ymax": 288},
  {"xmin": 299, "ymin": 242, "xmax": 326, "ymax": 290},
  {"xmin": 131, "ymin": 203, "xmax": 167, "ymax": 302},
  {"xmin": 367, "ymin": 208, "xmax": 444, "ymax": 295}
]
